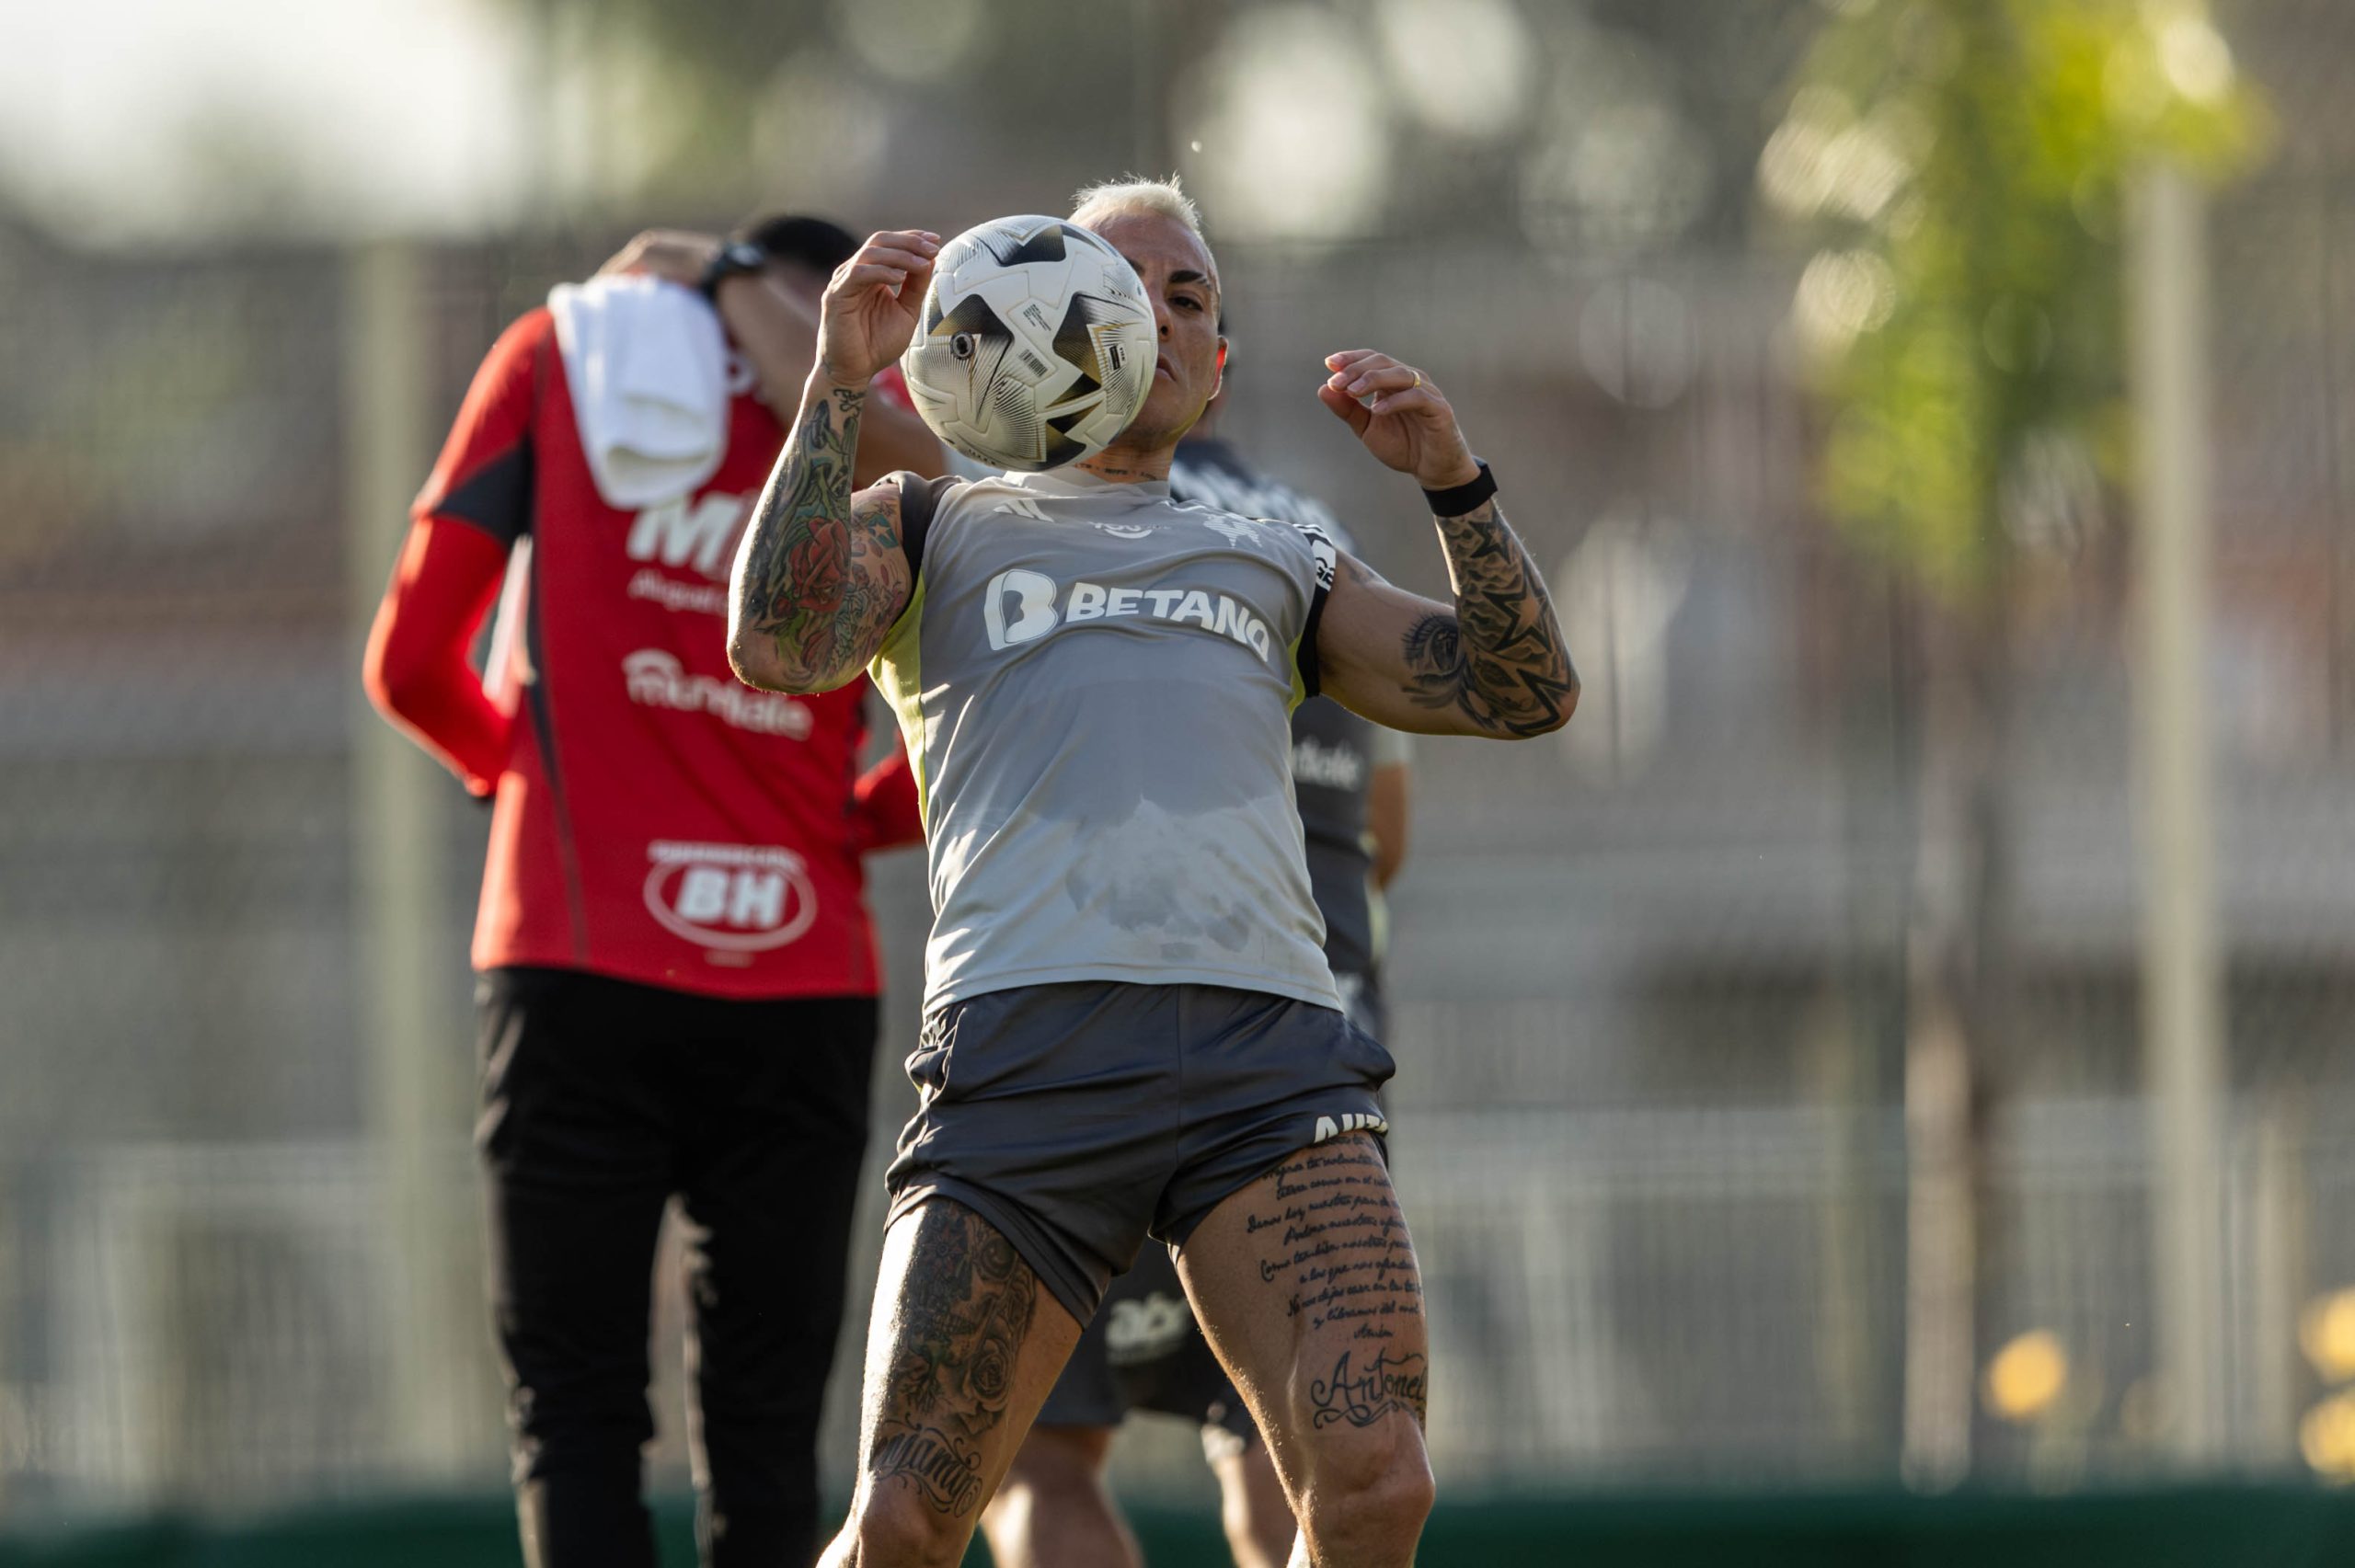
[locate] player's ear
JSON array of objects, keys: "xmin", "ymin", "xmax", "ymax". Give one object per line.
[{"xmin": 1212, "ymin": 336, "xmax": 1228, "ymax": 395}]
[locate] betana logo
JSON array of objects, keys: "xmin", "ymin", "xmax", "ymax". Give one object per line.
[
  {"xmin": 981, "ymin": 568, "xmax": 1274, "ymax": 660},
  {"xmin": 643, "ymin": 841, "xmax": 818, "ymax": 952}
]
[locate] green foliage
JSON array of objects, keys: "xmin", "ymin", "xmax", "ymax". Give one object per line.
[{"xmin": 1765, "ymin": 0, "xmax": 2265, "ymax": 601}]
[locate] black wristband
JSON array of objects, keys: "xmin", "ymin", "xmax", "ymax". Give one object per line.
[
  {"xmin": 1421, "ymin": 460, "xmax": 1497, "ymax": 518},
  {"xmin": 697, "ymin": 241, "xmax": 768, "ymax": 301}
]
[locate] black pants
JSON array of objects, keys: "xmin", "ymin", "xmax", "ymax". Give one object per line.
[{"xmin": 477, "ymin": 967, "xmax": 876, "ymax": 1568}]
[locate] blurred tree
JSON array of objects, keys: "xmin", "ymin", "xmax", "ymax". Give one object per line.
[{"xmin": 1763, "ymin": 0, "xmax": 2261, "ymax": 1482}]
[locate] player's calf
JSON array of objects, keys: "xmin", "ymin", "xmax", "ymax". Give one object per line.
[
  {"xmin": 982, "ymin": 1425, "xmax": 1142, "ymax": 1568},
  {"xmin": 1207, "ymin": 1430, "xmax": 1302, "ymax": 1568}
]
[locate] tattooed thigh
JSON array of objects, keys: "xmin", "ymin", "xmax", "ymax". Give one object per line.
[
  {"xmin": 1236, "ymin": 1137, "xmax": 1429, "ymax": 1431},
  {"xmin": 867, "ymin": 1202, "xmax": 1039, "ymax": 1516}
]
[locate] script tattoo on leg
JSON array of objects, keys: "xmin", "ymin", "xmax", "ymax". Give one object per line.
[
  {"xmin": 1240, "ymin": 1137, "xmax": 1430, "ymax": 1430},
  {"xmin": 869, "ymin": 1203, "xmax": 1037, "ymax": 1516}
]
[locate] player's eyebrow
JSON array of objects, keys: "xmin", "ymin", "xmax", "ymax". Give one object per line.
[{"xmin": 1169, "ymin": 267, "xmax": 1218, "ymax": 302}]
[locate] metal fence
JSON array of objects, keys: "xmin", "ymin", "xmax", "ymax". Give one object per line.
[{"xmin": 11, "ymin": 1096, "xmax": 2355, "ymax": 1508}]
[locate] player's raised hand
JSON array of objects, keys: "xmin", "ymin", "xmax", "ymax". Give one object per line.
[
  {"xmin": 818, "ymin": 230, "xmax": 942, "ymax": 386},
  {"xmin": 597, "ymin": 229, "xmax": 719, "ymax": 288},
  {"xmin": 1316, "ymin": 349, "xmax": 1482, "ymax": 493}
]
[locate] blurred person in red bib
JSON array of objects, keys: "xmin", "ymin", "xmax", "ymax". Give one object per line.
[{"xmin": 363, "ymin": 215, "xmax": 939, "ymax": 1568}]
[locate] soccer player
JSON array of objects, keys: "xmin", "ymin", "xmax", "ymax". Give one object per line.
[
  {"xmin": 727, "ymin": 178, "xmax": 1574, "ymax": 1568},
  {"xmin": 980, "ymin": 375, "xmax": 1415, "ymax": 1568},
  {"xmin": 362, "ymin": 216, "xmax": 939, "ymax": 1568}
]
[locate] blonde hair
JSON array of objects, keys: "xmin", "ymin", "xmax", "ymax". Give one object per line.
[{"xmin": 1068, "ymin": 175, "xmax": 1206, "ymax": 240}]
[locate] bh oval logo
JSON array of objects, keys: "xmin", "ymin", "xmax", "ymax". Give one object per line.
[{"xmin": 643, "ymin": 841, "xmax": 818, "ymax": 953}]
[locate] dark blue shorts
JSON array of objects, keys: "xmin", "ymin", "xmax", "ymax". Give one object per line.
[{"xmin": 883, "ymin": 981, "xmax": 1394, "ymax": 1324}]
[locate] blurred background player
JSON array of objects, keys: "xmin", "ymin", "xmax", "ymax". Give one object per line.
[
  {"xmin": 980, "ymin": 353, "xmax": 1415, "ymax": 1568},
  {"xmin": 362, "ymin": 215, "xmax": 939, "ymax": 1568}
]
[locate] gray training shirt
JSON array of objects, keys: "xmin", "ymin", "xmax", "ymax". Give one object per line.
[
  {"xmin": 1170, "ymin": 438, "xmax": 1410, "ymax": 988},
  {"xmin": 871, "ymin": 465, "xmax": 1342, "ymax": 1016}
]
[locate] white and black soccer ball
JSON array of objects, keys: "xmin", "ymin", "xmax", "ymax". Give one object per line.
[{"xmin": 899, "ymin": 215, "xmax": 1157, "ymax": 472}]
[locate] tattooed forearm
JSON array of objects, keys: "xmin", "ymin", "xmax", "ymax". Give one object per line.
[
  {"xmin": 726, "ymin": 380, "xmax": 907, "ymax": 692},
  {"xmin": 869, "ymin": 1202, "xmax": 1037, "ymax": 1517},
  {"xmin": 1396, "ymin": 500, "xmax": 1575, "ymax": 738}
]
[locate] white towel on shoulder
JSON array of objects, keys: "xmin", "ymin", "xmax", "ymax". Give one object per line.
[{"xmin": 547, "ymin": 275, "xmax": 729, "ymax": 509}]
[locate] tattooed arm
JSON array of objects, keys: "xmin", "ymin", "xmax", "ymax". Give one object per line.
[
  {"xmin": 727, "ymin": 386, "xmax": 913, "ymax": 692},
  {"xmin": 1309, "ymin": 351, "xmax": 1577, "ymax": 738},
  {"xmin": 726, "ymin": 227, "xmax": 940, "ymax": 692}
]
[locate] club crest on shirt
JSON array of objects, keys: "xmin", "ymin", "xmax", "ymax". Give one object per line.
[{"xmin": 1200, "ymin": 513, "xmax": 1268, "ymax": 548}]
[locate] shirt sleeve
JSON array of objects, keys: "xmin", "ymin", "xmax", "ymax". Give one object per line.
[
  {"xmin": 413, "ymin": 310, "xmax": 544, "ymax": 545},
  {"xmin": 852, "ymin": 740, "xmax": 924, "ymax": 852},
  {"xmin": 362, "ymin": 514, "xmax": 516, "ymax": 796},
  {"xmin": 1286, "ymin": 515, "xmax": 1339, "ymax": 699}
]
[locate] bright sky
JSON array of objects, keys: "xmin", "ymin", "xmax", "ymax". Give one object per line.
[{"xmin": 0, "ymin": 0, "xmax": 532, "ymax": 242}]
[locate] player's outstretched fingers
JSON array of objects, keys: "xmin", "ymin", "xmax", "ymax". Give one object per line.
[
  {"xmin": 856, "ymin": 230, "xmax": 943, "ymax": 274},
  {"xmin": 834, "ymin": 263, "xmax": 912, "ymax": 294},
  {"xmin": 818, "ymin": 236, "xmax": 944, "ymax": 383},
  {"xmin": 1347, "ymin": 365, "xmax": 1441, "ymax": 418},
  {"xmin": 833, "ymin": 235, "xmax": 940, "ymax": 294},
  {"xmin": 1318, "ymin": 381, "xmax": 1375, "ymax": 436},
  {"xmin": 835, "ymin": 239, "xmax": 937, "ymax": 292},
  {"xmin": 1339, "ymin": 362, "xmax": 1419, "ymax": 398},
  {"xmin": 845, "ymin": 246, "xmax": 936, "ymax": 277},
  {"xmin": 1368, "ymin": 374, "xmax": 1442, "ymax": 418},
  {"xmin": 1174, "ymin": 1135, "xmax": 1435, "ymax": 1568}
]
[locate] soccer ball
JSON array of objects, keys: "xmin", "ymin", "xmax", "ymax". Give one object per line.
[{"xmin": 899, "ymin": 215, "xmax": 1158, "ymax": 472}]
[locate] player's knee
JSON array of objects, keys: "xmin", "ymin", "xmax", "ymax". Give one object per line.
[
  {"xmin": 846, "ymin": 1484, "xmax": 972, "ymax": 1568},
  {"xmin": 1299, "ymin": 1425, "xmax": 1433, "ymax": 1547}
]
